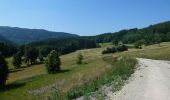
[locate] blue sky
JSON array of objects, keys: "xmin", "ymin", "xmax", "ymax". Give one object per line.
[{"xmin": 0, "ymin": 0, "xmax": 170, "ymax": 36}]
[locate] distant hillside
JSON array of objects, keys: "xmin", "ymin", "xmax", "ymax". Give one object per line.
[
  {"xmin": 28, "ymin": 21, "xmax": 170, "ymax": 56},
  {"xmin": 0, "ymin": 26, "xmax": 79, "ymax": 44},
  {"xmin": 93, "ymin": 21, "xmax": 170, "ymax": 44},
  {"xmin": 0, "ymin": 35, "xmax": 13, "ymax": 44}
]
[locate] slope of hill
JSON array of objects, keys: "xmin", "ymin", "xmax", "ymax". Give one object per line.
[
  {"xmin": 0, "ymin": 35, "xmax": 13, "ymax": 44},
  {"xmin": 0, "ymin": 26, "xmax": 79, "ymax": 44},
  {"xmin": 28, "ymin": 21, "xmax": 170, "ymax": 57},
  {"xmin": 94, "ymin": 21, "xmax": 170, "ymax": 44}
]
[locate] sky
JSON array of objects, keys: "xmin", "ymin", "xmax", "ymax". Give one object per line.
[{"xmin": 0, "ymin": 0, "xmax": 170, "ymax": 36}]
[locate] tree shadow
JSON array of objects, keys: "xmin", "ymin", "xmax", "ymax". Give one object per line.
[
  {"xmin": 57, "ymin": 69, "xmax": 70, "ymax": 73},
  {"xmin": 9, "ymin": 69, "xmax": 24, "ymax": 73},
  {"xmin": 21, "ymin": 62, "xmax": 43, "ymax": 68},
  {"xmin": 0, "ymin": 82, "xmax": 25, "ymax": 92}
]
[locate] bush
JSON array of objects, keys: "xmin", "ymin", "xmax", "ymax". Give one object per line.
[
  {"xmin": 117, "ymin": 45, "xmax": 128, "ymax": 51},
  {"xmin": 45, "ymin": 50, "xmax": 61, "ymax": 74},
  {"xmin": 102, "ymin": 47, "xmax": 117, "ymax": 54},
  {"xmin": 0, "ymin": 53, "xmax": 9, "ymax": 89},
  {"xmin": 76, "ymin": 53, "xmax": 84, "ymax": 64},
  {"xmin": 134, "ymin": 40, "xmax": 144, "ymax": 49},
  {"xmin": 102, "ymin": 45, "xmax": 128, "ymax": 54}
]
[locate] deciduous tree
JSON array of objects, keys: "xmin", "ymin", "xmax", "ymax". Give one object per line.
[{"xmin": 45, "ymin": 50, "xmax": 61, "ymax": 73}]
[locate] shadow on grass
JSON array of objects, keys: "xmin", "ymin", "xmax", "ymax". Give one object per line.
[
  {"xmin": 9, "ymin": 69, "xmax": 24, "ymax": 73},
  {"xmin": 0, "ymin": 82, "xmax": 25, "ymax": 92},
  {"xmin": 58, "ymin": 69, "xmax": 70, "ymax": 73},
  {"xmin": 21, "ymin": 62, "xmax": 43, "ymax": 68}
]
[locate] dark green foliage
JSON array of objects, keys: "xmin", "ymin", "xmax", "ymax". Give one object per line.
[
  {"xmin": 112, "ymin": 39, "xmax": 119, "ymax": 46},
  {"xmin": 45, "ymin": 50, "xmax": 61, "ymax": 74},
  {"xmin": 134, "ymin": 40, "xmax": 144, "ymax": 49},
  {"xmin": 76, "ymin": 53, "xmax": 84, "ymax": 64},
  {"xmin": 94, "ymin": 21, "xmax": 170, "ymax": 44},
  {"xmin": 38, "ymin": 55, "xmax": 44, "ymax": 62},
  {"xmin": 30, "ymin": 37, "xmax": 97, "ymax": 56},
  {"xmin": 0, "ymin": 53, "xmax": 9, "ymax": 89},
  {"xmin": 0, "ymin": 42, "xmax": 17, "ymax": 57},
  {"xmin": 24, "ymin": 46, "xmax": 39, "ymax": 65},
  {"xmin": 12, "ymin": 52, "xmax": 22, "ymax": 68},
  {"xmin": 38, "ymin": 49, "xmax": 45, "ymax": 62},
  {"xmin": 154, "ymin": 33, "xmax": 162, "ymax": 46},
  {"xmin": 102, "ymin": 45, "xmax": 128, "ymax": 54},
  {"xmin": 102, "ymin": 47, "xmax": 117, "ymax": 54},
  {"xmin": 18, "ymin": 45, "xmax": 25, "ymax": 56},
  {"xmin": 117, "ymin": 44, "xmax": 128, "ymax": 51},
  {"xmin": 166, "ymin": 32, "xmax": 170, "ymax": 41}
]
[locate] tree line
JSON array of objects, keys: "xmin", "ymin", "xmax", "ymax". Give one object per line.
[
  {"xmin": 29, "ymin": 37, "xmax": 98, "ymax": 56},
  {"xmin": 0, "ymin": 43, "xmax": 17, "ymax": 57}
]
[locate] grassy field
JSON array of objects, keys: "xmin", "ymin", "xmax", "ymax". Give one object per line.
[
  {"xmin": 1, "ymin": 42, "xmax": 170, "ymax": 100},
  {"xmin": 1, "ymin": 46, "xmax": 111, "ymax": 100},
  {"xmin": 115, "ymin": 42, "xmax": 170, "ymax": 61}
]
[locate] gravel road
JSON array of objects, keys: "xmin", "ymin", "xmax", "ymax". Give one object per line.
[{"xmin": 108, "ymin": 58, "xmax": 170, "ymax": 100}]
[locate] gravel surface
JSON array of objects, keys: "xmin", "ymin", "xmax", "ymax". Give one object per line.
[{"xmin": 109, "ymin": 58, "xmax": 170, "ymax": 100}]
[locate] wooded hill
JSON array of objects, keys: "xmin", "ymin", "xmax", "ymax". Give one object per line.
[
  {"xmin": 94, "ymin": 21, "xmax": 170, "ymax": 44},
  {"xmin": 0, "ymin": 21, "xmax": 170, "ymax": 57},
  {"xmin": 0, "ymin": 26, "xmax": 78, "ymax": 44},
  {"xmin": 0, "ymin": 35, "xmax": 13, "ymax": 45},
  {"xmin": 28, "ymin": 21, "xmax": 170, "ymax": 56}
]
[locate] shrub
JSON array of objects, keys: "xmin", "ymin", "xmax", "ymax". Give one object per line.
[
  {"xmin": 134, "ymin": 40, "xmax": 144, "ymax": 49},
  {"xmin": 76, "ymin": 53, "xmax": 84, "ymax": 64},
  {"xmin": 102, "ymin": 45, "xmax": 128, "ymax": 54},
  {"xmin": 45, "ymin": 50, "xmax": 61, "ymax": 74},
  {"xmin": 102, "ymin": 47, "xmax": 117, "ymax": 54},
  {"xmin": 0, "ymin": 53, "xmax": 9, "ymax": 89},
  {"xmin": 117, "ymin": 45, "xmax": 128, "ymax": 51}
]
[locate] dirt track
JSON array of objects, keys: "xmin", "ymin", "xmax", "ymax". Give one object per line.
[{"xmin": 108, "ymin": 58, "xmax": 170, "ymax": 100}]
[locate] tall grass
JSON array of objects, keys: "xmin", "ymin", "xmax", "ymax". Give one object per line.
[{"xmin": 49, "ymin": 56, "xmax": 137, "ymax": 99}]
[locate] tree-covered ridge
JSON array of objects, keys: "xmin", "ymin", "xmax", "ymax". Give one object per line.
[
  {"xmin": 0, "ymin": 42, "xmax": 17, "ymax": 57},
  {"xmin": 0, "ymin": 35, "xmax": 13, "ymax": 44},
  {"xmin": 1, "ymin": 21, "xmax": 170, "ymax": 58},
  {"xmin": 94, "ymin": 21, "xmax": 170, "ymax": 44},
  {"xmin": 0, "ymin": 26, "xmax": 79, "ymax": 44},
  {"xmin": 27, "ymin": 21, "xmax": 170, "ymax": 57},
  {"xmin": 29, "ymin": 37, "xmax": 98, "ymax": 56}
]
